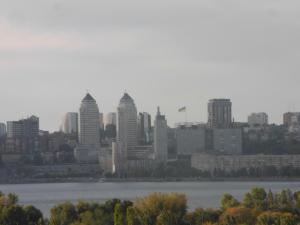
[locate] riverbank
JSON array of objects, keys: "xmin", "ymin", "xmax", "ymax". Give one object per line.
[{"xmin": 2, "ymin": 176, "xmax": 300, "ymax": 184}]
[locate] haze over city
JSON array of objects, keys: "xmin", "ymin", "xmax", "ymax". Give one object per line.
[{"xmin": 1, "ymin": 0, "xmax": 300, "ymax": 131}]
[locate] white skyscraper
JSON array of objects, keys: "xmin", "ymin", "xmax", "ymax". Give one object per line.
[
  {"xmin": 154, "ymin": 107, "xmax": 168, "ymax": 162},
  {"xmin": 75, "ymin": 93, "xmax": 101, "ymax": 163},
  {"xmin": 62, "ymin": 112, "xmax": 78, "ymax": 134},
  {"xmin": 0, "ymin": 123, "xmax": 6, "ymax": 137}
]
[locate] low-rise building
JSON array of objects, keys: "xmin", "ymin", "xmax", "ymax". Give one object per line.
[
  {"xmin": 213, "ymin": 128, "xmax": 242, "ymax": 155},
  {"xmin": 191, "ymin": 153, "xmax": 300, "ymax": 172},
  {"xmin": 175, "ymin": 124, "xmax": 206, "ymax": 156}
]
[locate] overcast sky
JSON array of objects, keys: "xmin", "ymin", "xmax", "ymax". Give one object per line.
[{"xmin": 0, "ymin": 0, "xmax": 300, "ymax": 131}]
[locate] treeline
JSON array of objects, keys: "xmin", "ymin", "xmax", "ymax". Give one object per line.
[{"xmin": 1, "ymin": 188, "xmax": 300, "ymax": 225}]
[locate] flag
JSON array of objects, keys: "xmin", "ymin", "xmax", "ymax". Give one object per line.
[{"xmin": 178, "ymin": 107, "xmax": 186, "ymax": 112}]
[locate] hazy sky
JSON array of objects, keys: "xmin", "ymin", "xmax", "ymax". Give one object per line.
[{"xmin": 1, "ymin": 0, "xmax": 300, "ymax": 131}]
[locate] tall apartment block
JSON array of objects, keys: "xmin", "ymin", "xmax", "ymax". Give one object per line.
[{"xmin": 208, "ymin": 99, "xmax": 232, "ymax": 128}]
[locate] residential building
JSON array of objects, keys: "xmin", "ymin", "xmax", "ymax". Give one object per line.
[
  {"xmin": 175, "ymin": 124, "xmax": 206, "ymax": 156},
  {"xmin": 248, "ymin": 112, "xmax": 268, "ymax": 127},
  {"xmin": 192, "ymin": 153, "xmax": 300, "ymax": 173},
  {"xmin": 283, "ymin": 112, "xmax": 300, "ymax": 127},
  {"xmin": 213, "ymin": 128, "xmax": 242, "ymax": 154},
  {"xmin": 208, "ymin": 99, "xmax": 232, "ymax": 128}
]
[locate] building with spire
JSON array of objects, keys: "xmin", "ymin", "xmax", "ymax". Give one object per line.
[
  {"xmin": 75, "ymin": 93, "xmax": 101, "ymax": 163},
  {"xmin": 154, "ymin": 107, "xmax": 168, "ymax": 162}
]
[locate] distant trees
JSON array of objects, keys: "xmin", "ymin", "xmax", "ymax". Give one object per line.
[
  {"xmin": 2, "ymin": 187, "xmax": 300, "ymax": 225},
  {"xmin": 0, "ymin": 192, "xmax": 44, "ymax": 225}
]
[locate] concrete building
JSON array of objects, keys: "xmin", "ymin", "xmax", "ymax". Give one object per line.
[
  {"xmin": 117, "ymin": 93, "xmax": 138, "ymax": 158},
  {"xmin": 175, "ymin": 124, "xmax": 206, "ymax": 156},
  {"xmin": 248, "ymin": 112, "xmax": 268, "ymax": 127},
  {"xmin": 7, "ymin": 116, "xmax": 39, "ymax": 138},
  {"xmin": 208, "ymin": 99, "xmax": 232, "ymax": 128},
  {"xmin": 213, "ymin": 128, "xmax": 242, "ymax": 154},
  {"xmin": 137, "ymin": 112, "xmax": 152, "ymax": 144},
  {"xmin": 192, "ymin": 153, "xmax": 300, "ymax": 173},
  {"xmin": 62, "ymin": 112, "xmax": 78, "ymax": 134},
  {"xmin": 75, "ymin": 93, "xmax": 101, "ymax": 163},
  {"xmin": 0, "ymin": 123, "xmax": 6, "ymax": 137},
  {"xmin": 105, "ymin": 112, "xmax": 117, "ymax": 127},
  {"xmin": 154, "ymin": 107, "xmax": 168, "ymax": 162},
  {"xmin": 283, "ymin": 112, "xmax": 300, "ymax": 127},
  {"xmin": 99, "ymin": 113, "xmax": 104, "ymax": 130}
]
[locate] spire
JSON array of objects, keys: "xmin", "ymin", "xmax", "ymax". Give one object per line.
[{"xmin": 157, "ymin": 106, "xmax": 161, "ymax": 116}]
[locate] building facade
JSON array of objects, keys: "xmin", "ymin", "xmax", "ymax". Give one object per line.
[
  {"xmin": 192, "ymin": 153, "xmax": 300, "ymax": 172},
  {"xmin": 248, "ymin": 112, "xmax": 268, "ymax": 127},
  {"xmin": 62, "ymin": 112, "xmax": 78, "ymax": 134},
  {"xmin": 208, "ymin": 99, "xmax": 232, "ymax": 128},
  {"xmin": 175, "ymin": 124, "xmax": 206, "ymax": 156},
  {"xmin": 213, "ymin": 128, "xmax": 242, "ymax": 155},
  {"xmin": 137, "ymin": 112, "xmax": 152, "ymax": 144},
  {"xmin": 154, "ymin": 107, "xmax": 168, "ymax": 162},
  {"xmin": 117, "ymin": 93, "xmax": 138, "ymax": 158},
  {"xmin": 0, "ymin": 123, "xmax": 6, "ymax": 137},
  {"xmin": 75, "ymin": 93, "xmax": 101, "ymax": 163},
  {"xmin": 283, "ymin": 112, "xmax": 300, "ymax": 127}
]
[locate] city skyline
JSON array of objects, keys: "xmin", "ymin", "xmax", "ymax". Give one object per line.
[
  {"xmin": 1, "ymin": 0, "xmax": 300, "ymax": 131},
  {"xmin": 0, "ymin": 91, "xmax": 299, "ymax": 132}
]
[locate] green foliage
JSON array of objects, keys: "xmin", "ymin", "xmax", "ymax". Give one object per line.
[
  {"xmin": 221, "ymin": 194, "xmax": 240, "ymax": 210},
  {"xmin": 134, "ymin": 193, "xmax": 187, "ymax": 225},
  {"xmin": 49, "ymin": 202, "xmax": 77, "ymax": 225},
  {"xmin": 243, "ymin": 188, "xmax": 267, "ymax": 210}
]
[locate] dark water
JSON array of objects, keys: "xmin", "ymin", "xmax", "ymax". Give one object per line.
[{"xmin": 0, "ymin": 182, "xmax": 298, "ymax": 218}]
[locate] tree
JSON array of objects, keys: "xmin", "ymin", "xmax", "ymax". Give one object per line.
[
  {"xmin": 24, "ymin": 205, "xmax": 44, "ymax": 225},
  {"xmin": 114, "ymin": 203, "xmax": 125, "ymax": 225},
  {"xmin": 49, "ymin": 202, "xmax": 77, "ymax": 225},
  {"xmin": 219, "ymin": 207, "xmax": 255, "ymax": 225},
  {"xmin": 134, "ymin": 193, "xmax": 187, "ymax": 225},
  {"xmin": 243, "ymin": 188, "xmax": 267, "ymax": 210},
  {"xmin": 221, "ymin": 194, "xmax": 240, "ymax": 210}
]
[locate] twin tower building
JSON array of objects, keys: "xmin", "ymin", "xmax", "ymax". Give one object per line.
[{"xmin": 75, "ymin": 93, "xmax": 168, "ymax": 175}]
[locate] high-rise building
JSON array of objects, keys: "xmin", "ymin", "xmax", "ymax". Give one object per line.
[
  {"xmin": 0, "ymin": 123, "xmax": 6, "ymax": 137},
  {"xmin": 154, "ymin": 107, "xmax": 168, "ymax": 162},
  {"xmin": 137, "ymin": 112, "xmax": 152, "ymax": 144},
  {"xmin": 117, "ymin": 93, "xmax": 138, "ymax": 155},
  {"xmin": 6, "ymin": 116, "xmax": 39, "ymax": 154},
  {"xmin": 208, "ymin": 99, "xmax": 232, "ymax": 128},
  {"xmin": 75, "ymin": 93, "xmax": 101, "ymax": 163},
  {"xmin": 105, "ymin": 112, "xmax": 117, "ymax": 126},
  {"xmin": 99, "ymin": 113, "xmax": 104, "ymax": 130},
  {"xmin": 62, "ymin": 112, "xmax": 78, "ymax": 134},
  {"xmin": 248, "ymin": 112, "xmax": 268, "ymax": 127},
  {"xmin": 7, "ymin": 116, "xmax": 39, "ymax": 138},
  {"xmin": 113, "ymin": 93, "xmax": 138, "ymax": 175},
  {"xmin": 283, "ymin": 112, "xmax": 300, "ymax": 127}
]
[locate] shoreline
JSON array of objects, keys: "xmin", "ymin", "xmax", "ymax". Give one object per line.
[{"xmin": 1, "ymin": 177, "xmax": 300, "ymax": 185}]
